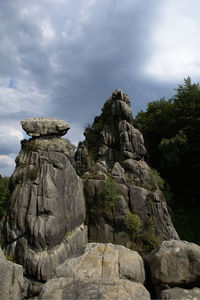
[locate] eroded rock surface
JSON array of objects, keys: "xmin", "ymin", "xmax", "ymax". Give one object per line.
[
  {"xmin": 21, "ymin": 117, "xmax": 70, "ymax": 137},
  {"xmin": 39, "ymin": 243, "xmax": 150, "ymax": 300},
  {"xmin": 161, "ymin": 287, "xmax": 200, "ymax": 299},
  {"xmin": 0, "ymin": 247, "xmax": 24, "ymax": 300},
  {"xmin": 145, "ymin": 240, "xmax": 200, "ymax": 297},
  {"xmin": 3, "ymin": 121, "xmax": 87, "ymax": 282},
  {"xmin": 76, "ymin": 89, "xmax": 179, "ymax": 249}
]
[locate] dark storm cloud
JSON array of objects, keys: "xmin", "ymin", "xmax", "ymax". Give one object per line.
[
  {"xmin": 1, "ymin": 0, "xmax": 200, "ymax": 175},
  {"xmin": 0, "ymin": 0, "xmax": 162, "ymax": 124},
  {"xmin": 46, "ymin": 0, "xmax": 162, "ymax": 123}
]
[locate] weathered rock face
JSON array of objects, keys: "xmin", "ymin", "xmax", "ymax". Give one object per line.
[
  {"xmin": 161, "ymin": 287, "xmax": 200, "ymax": 299},
  {"xmin": 39, "ymin": 243, "xmax": 150, "ymax": 300},
  {"xmin": 76, "ymin": 89, "xmax": 179, "ymax": 252},
  {"xmin": 145, "ymin": 240, "xmax": 200, "ymax": 297},
  {"xmin": 76, "ymin": 89, "xmax": 146, "ymax": 173},
  {"xmin": 21, "ymin": 117, "xmax": 70, "ymax": 137},
  {"xmin": 0, "ymin": 247, "xmax": 24, "ymax": 300},
  {"xmin": 3, "ymin": 120, "xmax": 87, "ymax": 282}
]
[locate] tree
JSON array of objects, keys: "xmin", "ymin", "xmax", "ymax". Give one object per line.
[
  {"xmin": 133, "ymin": 78, "xmax": 200, "ymax": 243},
  {"xmin": 0, "ymin": 176, "xmax": 10, "ymax": 220}
]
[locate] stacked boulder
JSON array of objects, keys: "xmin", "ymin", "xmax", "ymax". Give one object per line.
[
  {"xmin": 39, "ymin": 243, "xmax": 150, "ymax": 299},
  {"xmin": 2, "ymin": 118, "xmax": 87, "ymax": 284},
  {"xmin": 145, "ymin": 240, "xmax": 200, "ymax": 299},
  {"xmin": 0, "ymin": 111, "xmax": 200, "ymax": 299},
  {"xmin": 76, "ymin": 89, "xmax": 179, "ymax": 246}
]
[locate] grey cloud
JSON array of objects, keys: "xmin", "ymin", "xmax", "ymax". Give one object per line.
[
  {"xmin": 0, "ymin": 137, "xmax": 21, "ymax": 156},
  {"xmin": 0, "ymin": 0, "xmax": 196, "ymax": 176}
]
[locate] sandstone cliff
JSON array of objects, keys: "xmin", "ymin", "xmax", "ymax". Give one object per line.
[
  {"xmin": 2, "ymin": 118, "xmax": 87, "ymax": 282},
  {"xmin": 76, "ymin": 89, "xmax": 179, "ymax": 252},
  {"xmin": 0, "ymin": 111, "xmax": 199, "ymax": 300}
]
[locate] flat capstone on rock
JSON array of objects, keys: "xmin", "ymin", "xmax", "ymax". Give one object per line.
[{"xmin": 20, "ymin": 117, "xmax": 70, "ymax": 137}]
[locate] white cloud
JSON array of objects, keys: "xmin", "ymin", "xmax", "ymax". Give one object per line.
[
  {"xmin": 67, "ymin": 122, "xmax": 84, "ymax": 146},
  {"xmin": 0, "ymin": 125, "xmax": 24, "ymax": 155},
  {"xmin": 41, "ymin": 21, "xmax": 56, "ymax": 41},
  {"xmin": 145, "ymin": 0, "xmax": 200, "ymax": 81},
  {"xmin": 0, "ymin": 155, "xmax": 15, "ymax": 176},
  {"xmin": 0, "ymin": 155, "xmax": 15, "ymax": 167},
  {"xmin": 0, "ymin": 78, "xmax": 50, "ymax": 116}
]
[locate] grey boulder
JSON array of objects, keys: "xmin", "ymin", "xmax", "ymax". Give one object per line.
[
  {"xmin": 21, "ymin": 117, "xmax": 70, "ymax": 137},
  {"xmin": 161, "ymin": 287, "xmax": 200, "ymax": 299},
  {"xmin": 145, "ymin": 240, "xmax": 200, "ymax": 296},
  {"xmin": 39, "ymin": 278, "xmax": 149, "ymax": 300},
  {"xmin": 0, "ymin": 248, "xmax": 24, "ymax": 300},
  {"xmin": 39, "ymin": 243, "xmax": 150, "ymax": 300}
]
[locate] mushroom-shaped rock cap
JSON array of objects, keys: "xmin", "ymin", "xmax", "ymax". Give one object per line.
[{"xmin": 20, "ymin": 117, "xmax": 70, "ymax": 137}]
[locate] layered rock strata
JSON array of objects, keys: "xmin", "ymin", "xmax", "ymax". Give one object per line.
[
  {"xmin": 3, "ymin": 119, "xmax": 87, "ymax": 282},
  {"xmin": 39, "ymin": 243, "xmax": 150, "ymax": 299},
  {"xmin": 76, "ymin": 89, "xmax": 179, "ymax": 247}
]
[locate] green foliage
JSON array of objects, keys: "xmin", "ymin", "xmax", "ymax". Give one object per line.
[
  {"xmin": 173, "ymin": 204, "xmax": 200, "ymax": 245},
  {"xmin": 65, "ymin": 230, "xmax": 71, "ymax": 236},
  {"xmin": 159, "ymin": 130, "xmax": 188, "ymax": 169},
  {"xmin": 148, "ymin": 168, "xmax": 164, "ymax": 191},
  {"xmin": 133, "ymin": 77, "xmax": 200, "ymax": 244},
  {"xmin": 141, "ymin": 168, "xmax": 165, "ymax": 191},
  {"xmin": 21, "ymin": 139, "xmax": 37, "ymax": 152},
  {"xmin": 6, "ymin": 255, "xmax": 16, "ymax": 263},
  {"xmin": 104, "ymin": 176, "xmax": 117, "ymax": 208},
  {"xmin": 0, "ymin": 176, "xmax": 10, "ymax": 220},
  {"xmin": 88, "ymin": 239, "xmax": 96, "ymax": 243},
  {"xmin": 141, "ymin": 218, "xmax": 162, "ymax": 253},
  {"xmin": 125, "ymin": 212, "xmax": 142, "ymax": 238},
  {"xmin": 125, "ymin": 212, "xmax": 162, "ymax": 256},
  {"xmin": 16, "ymin": 171, "xmax": 25, "ymax": 184},
  {"xmin": 65, "ymin": 215, "xmax": 70, "ymax": 222},
  {"xmin": 27, "ymin": 167, "xmax": 39, "ymax": 181}
]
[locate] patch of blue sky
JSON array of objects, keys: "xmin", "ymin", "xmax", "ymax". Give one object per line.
[{"xmin": 8, "ymin": 79, "xmax": 16, "ymax": 89}]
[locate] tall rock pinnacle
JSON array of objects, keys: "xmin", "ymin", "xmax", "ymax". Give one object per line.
[
  {"xmin": 76, "ymin": 89, "xmax": 179, "ymax": 249},
  {"xmin": 2, "ymin": 118, "xmax": 87, "ymax": 282}
]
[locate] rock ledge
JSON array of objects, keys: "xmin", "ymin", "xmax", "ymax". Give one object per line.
[{"xmin": 21, "ymin": 117, "xmax": 70, "ymax": 137}]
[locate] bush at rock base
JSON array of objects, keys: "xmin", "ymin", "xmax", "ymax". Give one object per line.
[{"xmin": 125, "ymin": 212, "xmax": 163, "ymax": 256}]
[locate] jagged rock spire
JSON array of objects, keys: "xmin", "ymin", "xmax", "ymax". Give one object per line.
[
  {"xmin": 76, "ymin": 89, "xmax": 146, "ymax": 174},
  {"xmin": 76, "ymin": 90, "xmax": 179, "ymax": 246}
]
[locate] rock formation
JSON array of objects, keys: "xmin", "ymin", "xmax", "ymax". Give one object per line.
[
  {"xmin": 0, "ymin": 247, "xmax": 24, "ymax": 300},
  {"xmin": 145, "ymin": 240, "xmax": 200, "ymax": 298},
  {"xmin": 39, "ymin": 243, "xmax": 150, "ymax": 299},
  {"xmin": 2, "ymin": 118, "xmax": 87, "ymax": 283},
  {"xmin": 161, "ymin": 287, "xmax": 200, "ymax": 299},
  {"xmin": 75, "ymin": 89, "xmax": 179, "ymax": 249},
  {"xmin": 21, "ymin": 117, "xmax": 70, "ymax": 137},
  {"xmin": 1, "ymin": 109, "xmax": 200, "ymax": 299}
]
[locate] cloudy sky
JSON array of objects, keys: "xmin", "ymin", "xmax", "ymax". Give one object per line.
[{"xmin": 1, "ymin": 0, "xmax": 200, "ymax": 176}]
